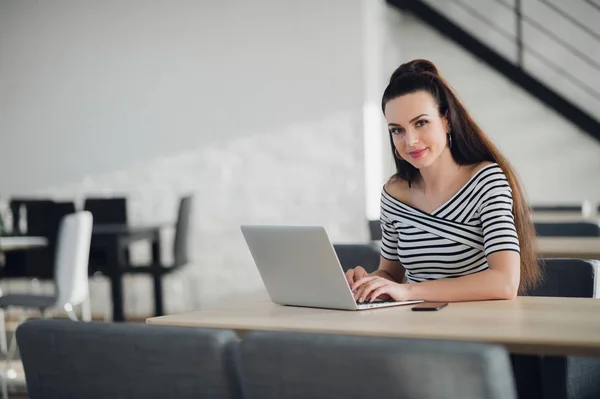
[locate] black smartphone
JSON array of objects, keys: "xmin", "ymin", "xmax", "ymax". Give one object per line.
[{"xmin": 411, "ymin": 302, "xmax": 448, "ymax": 311}]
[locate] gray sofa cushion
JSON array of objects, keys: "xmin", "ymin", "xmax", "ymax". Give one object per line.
[
  {"xmin": 240, "ymin": 330, "xmax": 516, "ymax": 399},
  {"xmin": 16, "ymin": 318, "xmax": 242, "ymax": 399}
]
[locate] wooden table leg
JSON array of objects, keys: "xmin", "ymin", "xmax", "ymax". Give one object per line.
[
  {"xmin": 106, "ymin": 237, "xmax": 125, "ymax": 322},
  {"xmin": 151, "ymin": 238, "xmax": 164, "ymax": 316}
]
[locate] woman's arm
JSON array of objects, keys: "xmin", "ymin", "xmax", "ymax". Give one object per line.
[
  {"xmin": 353, "ymin": 250, "xmax": 520, "ymax": 303},
  {"xmin": 372, "ymin": 257, "xmax": 406, "ymax": 282},
  {"xmin": 404, "ymin": 250, "xmax": 520, "ymax": 301}
]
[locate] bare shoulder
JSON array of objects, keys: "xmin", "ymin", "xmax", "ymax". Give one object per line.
[
  {"xmin": 384, "ymin": 177, "xmax": 411, "ymax": 203},
  {"xmin": 466, "ymin": 161, "xmax": 497, "ymax": 177}
]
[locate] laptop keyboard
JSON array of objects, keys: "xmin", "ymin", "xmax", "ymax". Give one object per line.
[{"xmin": 357, "ymin": 298, "xmax": 394, "ymax": 305}]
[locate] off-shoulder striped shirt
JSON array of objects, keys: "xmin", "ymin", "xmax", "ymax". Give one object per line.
[{"xmin": 380, "ymin": 163, "xmax": 520, "ymax": 283}]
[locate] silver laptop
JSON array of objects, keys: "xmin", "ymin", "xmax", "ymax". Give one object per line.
[{"xmin": 240, "ymin": 225, "xmax": 423, "ymax": 310}]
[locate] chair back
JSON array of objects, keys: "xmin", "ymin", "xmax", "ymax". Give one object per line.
[
  {"xmin": 83, "ymin": 197, "xmax": 127, "ymax": 224},
  {"xmin": 333, "ymin": 244, "xmax": 380, "ymax": 273},
  {"xmin": 527, "ymin": 258, "xmax": 598, "ymax": 298},
  {"xmin": 240, "ymin": 331, "xmax": 516, "ymax": 399},
  {"xmin": 54, "ymin": 211, "xmax": 93, "ymax": 308},
  {"xmin": 531, "ymin": 205, "xmax": 583, "ymax": 213},
  {"xmin": 368, "ymin": 219, "xmax": 381, "ymax": 241},
  {"xmin": 3, "ymin": 200, "xmax": 75, "ymax": 280},
  {"xmin": 16, "ymin": 319, "xmax": 243, "ymax": 399},
  {"xmin": 9, "ymin": 198, "xmax": 54, "ymax": 236},
  {"xmin": 174, "ymin": 196, "xmax": 193, "ymax": 266},
  {"xmin": 534, "ymin": 222, "xmax": 600, "ymax": 237}
]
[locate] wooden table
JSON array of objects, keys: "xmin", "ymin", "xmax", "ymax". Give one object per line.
[
  {"xmin": 147, "ymin": 297, "xmax": 600, "ymax": 357},
  {"xmin": 537, "ymin": 237, "xmax": 600, "ymax": 259},
  {"xmin": 0, "ymin": 236, "xmax": 47, "ymax": 251}
]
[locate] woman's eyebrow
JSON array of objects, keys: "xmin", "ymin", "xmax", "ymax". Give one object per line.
[{"xmin": 387, "ymin": 113, "xmax": 429, "ymax": 127}]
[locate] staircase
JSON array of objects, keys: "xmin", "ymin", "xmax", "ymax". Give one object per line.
[{"xmin": 386, "ymin": 0, "xmax": 600, "ymax": 143}]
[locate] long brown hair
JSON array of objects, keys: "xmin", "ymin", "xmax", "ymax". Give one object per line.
[{"xmin": 381, "ymin": 59, "xmax": 540, "ymax": 294}]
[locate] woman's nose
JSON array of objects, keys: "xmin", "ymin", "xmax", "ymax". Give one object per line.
[{"xmin": 405, "ymin": 131, "xmax": 420, "ymax": 146}]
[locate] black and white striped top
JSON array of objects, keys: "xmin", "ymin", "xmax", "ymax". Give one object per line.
[{"xmin": 380, "ymin": 163, "xmax": 520, "ymax": 284}]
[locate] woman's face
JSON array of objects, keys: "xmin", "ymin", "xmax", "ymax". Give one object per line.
[{"xmin": 384, "ymin": 90, "xmax": 450, "ymax": 169}]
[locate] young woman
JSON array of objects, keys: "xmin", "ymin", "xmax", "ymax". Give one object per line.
[{"xmin": 347, "ymin": 59, "xmax": 540, "ymax": 304}]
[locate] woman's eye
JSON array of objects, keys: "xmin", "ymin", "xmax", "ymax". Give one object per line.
[
  {"xmin": 415, "ymin": 119, "xmax": 429, "ymax": 127},
  {"xmin": 390, "ymin": 127, "xmax": 404, "ymax": 135}
]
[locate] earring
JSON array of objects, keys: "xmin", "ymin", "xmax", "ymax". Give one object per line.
[
  {"xmin": 447, "ymin": 132, "xmax": 453, "ymax": 149},
  {"xmin": 394, "ymin": 148, "xmax": 402, "ymax": 159}
]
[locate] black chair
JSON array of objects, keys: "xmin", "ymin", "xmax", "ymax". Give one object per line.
[
  {"xmin": 240, "ymin": 330, "xmax": 516, "ymax": 399},
  {"xmin": 16, "ymin": 318, "xmax": 242, "ymax": 399},
  {"xmin": 528, "ymin": 259, "xmax": 597, "ymax": 298},
  {"xmin": 83, "ymin": 197, "xmax": 128, "ymax": 225},
  {"xmin": 122, "ymin": 196, "xmax": 192, "ymax": 316},
  {"xmin": 8, "ymin": 198, "xmax": 54, "ymax": 236},
  {"xmin": 54, "ymin": 201, "xmax": 76, "ymax": 217},
  {"xmin": 2, "ymin": 200, "xmax": 75, "ymax": 280},
  {"xmin": 2, "ymin": 199, "xmax": 53, "ymax": 279},
  {"xmin": 513, "ymin": 259, "xmax": 600, "ymax": 399},
  {"xmin": 531, "ymin": 205, "xmax": 584, "ymax": 213},
  {"xmin": 368, "ymin": 219, "xmax": 381, "ymax": 241},
  {"xmin": 333, "ymin": 244, "xmax": 380, "ymax": 274},
  {"xmin": 84, "ymin": 197, "xmax": 129, "ymax": 272},
  {"xmin": 534, "ymin": 222, "xmax": 600, "ymax": 237}
]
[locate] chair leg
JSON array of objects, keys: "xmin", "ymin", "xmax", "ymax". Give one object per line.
[
  {"xmin": 0, "ymin": 285, "xmax": 6, "ymax": 357},
  {"xmin": 5, "ymin": 312, "xmax": 27, "ymax": 369},
  {"xmin": 0, "ymin": 299, "xmax": 6, "ymax": 399},
  {"xmin": 0, "ymin": 310, "xmax": 6, "ymax": 399},
  {"xmin": 1, "ymin": 372, "xmax": 7, "ymax": 399},
  {"xmin": 64, "ymin": 304, "xmax": 79, "ymax": 322},
  {"xmin": 0, "ymin": 310, "xmax": 7, "ymax": 356},
  {"xmin": 2, "ymin": 311, "xmax": 27, "ymax": 399},
  {"xmin": 0, "ymin": 288, "xmax": 6, "ymax": 399},
  {"xmin": 81, "ymin": 297, "xmax": 92, "ymax": 322},
  {"xmin": 4, "ymin": 326, "xmax": 19, "ymax": 378}
]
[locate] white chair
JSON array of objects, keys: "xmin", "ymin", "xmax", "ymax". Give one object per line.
[{"xmin": 0, "ymin": 211, "xmax": 93, "ymax": 399}]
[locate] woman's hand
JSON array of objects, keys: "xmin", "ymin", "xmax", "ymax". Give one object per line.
[
  {"xmin": 345, "ymin": 266, "xmax": 369, "ymax": 286},
  {"xmin": 351, "ymin": 275, "xmax": 410, "ymax": 303}
]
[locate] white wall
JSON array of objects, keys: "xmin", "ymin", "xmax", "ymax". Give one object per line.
[
  {"xmin": 383, "ymin": 7, "xmax": 600, "ymax": 204},
  {"xmin": 0, "ymin": 0, "xmax": 364, "ymax": 192},
  {"xmin": 0, "ymin": 0, "xmax": 369, "ymax": 317}
]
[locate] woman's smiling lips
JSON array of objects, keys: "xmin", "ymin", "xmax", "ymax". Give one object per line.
[{"xmin": 408, "ymin": 148, "xmax": 428, "ymax": 158}]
